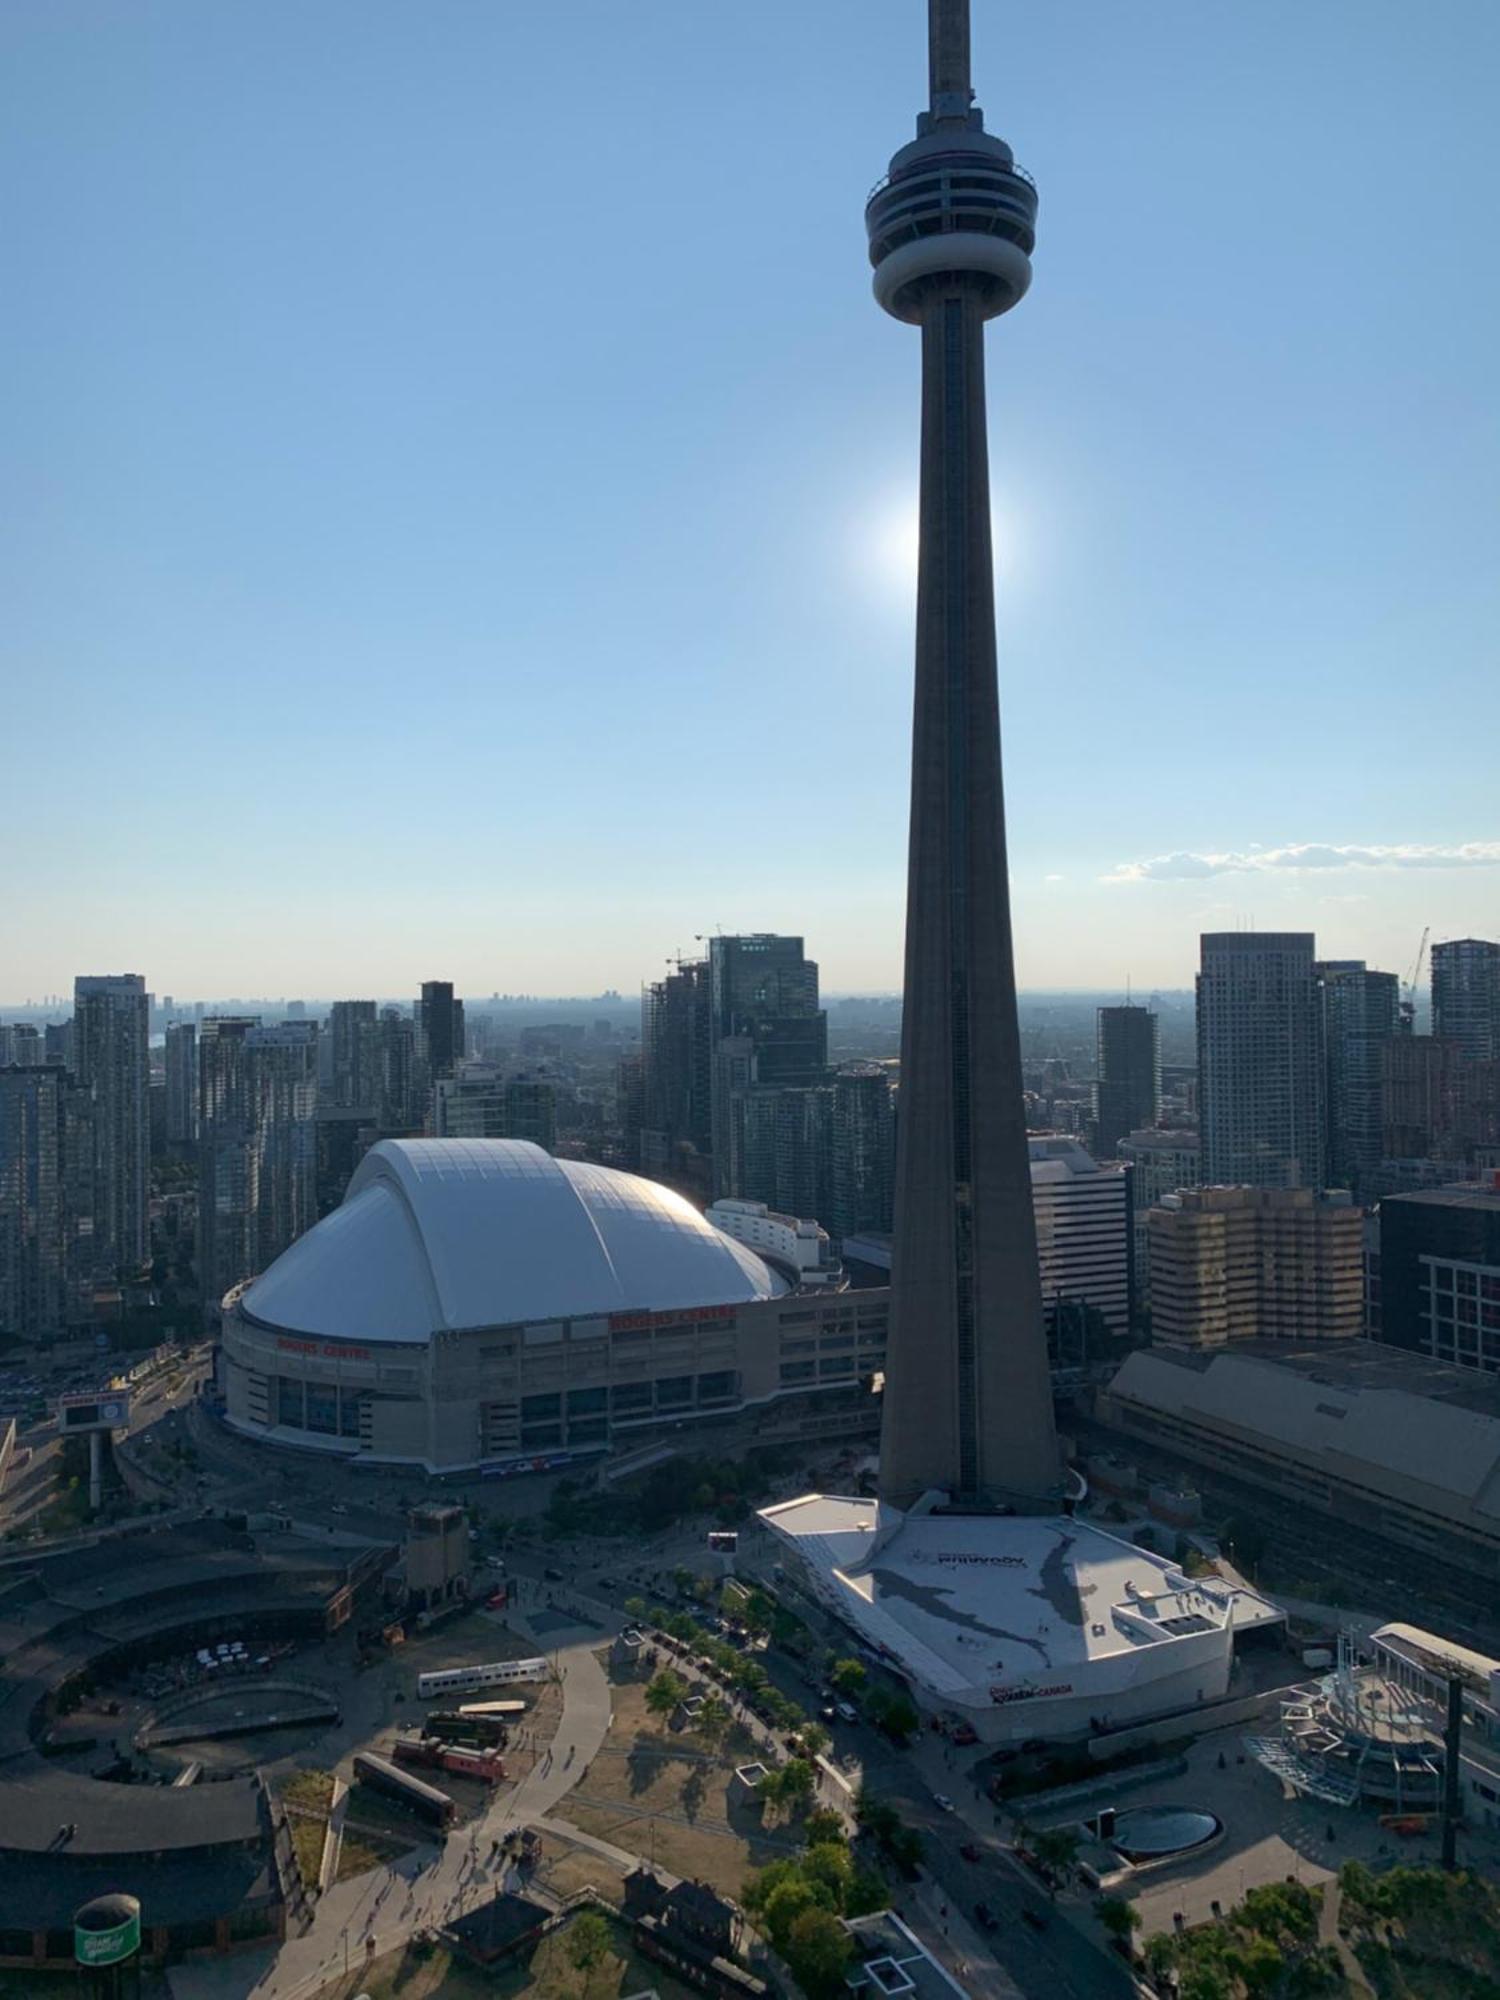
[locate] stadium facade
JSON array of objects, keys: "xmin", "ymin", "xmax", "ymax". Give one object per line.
[{"xmin": 219, "ymin": 1139, "xmax": 888, "ymax": 1473}]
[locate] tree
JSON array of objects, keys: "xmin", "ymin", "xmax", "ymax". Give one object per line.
[
  {"xmin": 1097, "ymin": 1897, "xmax": 1141, "ymax": 1949},
  {"xmin": 672, "ymin": 1565, "xmax": 695, "ymax": 1596},
  {"xmin": 796, "ymin": 1722, "xmax": 831, "ymax": 1761},
  {"xmin": 830, "ymin": 1658, "xmax": 866, "ymax": 1698},
  {"xmin": 1236, "ymin": 1935, "xmax": 1284, "ymax": 1998},
  {"xmin": 1033, "ymin": 1826, "xmax": 1080, "ymax": 1886},
  {"xmin": 566, "ymin": 1910, "xmax": 612, "ymax": 1994},
  {"xmin": 1178, "ymin": 1965, "xmax": 1235, "ymax": 2000},
  {"xmin": 760, "ymin": 1875, "xmax": 819, "ymax": 1952},
  {"xmin": 623, "ymin": 1595, "xmax": 646, "ymax": 1622},
  {"xmin": 785, "ymin": 1907, "xmax": 854, "ymax": 2000},
  {"xmin": 876, "ymin": 1695, "xmax": 919, "ymax": 1744},
  {"xmin": 743, "ymin": 1589, "xmax": 775, "ymax": 1635},
  {"xmin": 802, "ymin": 1840, "xmax": 853, "ymax": 1907},
  {"xmin": 1142, "ymin": 1931, "xmax": 1176, "ymax": 1983},
  {"xmin": 644, "ymin": 1669, "xmax": 687, "ymax": 1727},
  {"xmin": 803, "ymin": 1809, "xmax": 847, "ymax": 1850},
  {"xmin": 695, "ymin": 1695, "xmax": 730, "ymax": 1748}
]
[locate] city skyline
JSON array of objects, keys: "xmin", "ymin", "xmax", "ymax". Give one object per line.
[{"xmin": 5, "ymin": 0, "xmax": 1498, "ymax": 997}]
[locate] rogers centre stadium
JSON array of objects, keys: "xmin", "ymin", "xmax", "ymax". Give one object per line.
[{"xmin": 219, "ymin": 1139, "xmax": 889, "ymax": 1473}]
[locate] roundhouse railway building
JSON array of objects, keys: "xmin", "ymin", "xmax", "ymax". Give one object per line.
[
  {"xmin": 0, "ymin": 1524, "xmax": 369, "ymax": 1969},
  {"xmin": 219, "ymin": 1140, "xmax": 889, "ymax": 1474}
]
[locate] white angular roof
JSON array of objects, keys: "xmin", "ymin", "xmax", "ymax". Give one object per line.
[{"xmin": 241, "ymin": 1138, "xmax": 786, "ymax": 1344}]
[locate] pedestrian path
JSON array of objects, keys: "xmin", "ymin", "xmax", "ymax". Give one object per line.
[
  {"xmin": 530, "ymin": 1812, "xmax": 683, "ymax": 1887},
  {"xmin": 166, "ymin": 1636, "xmax": 615, "ymax": 2000}
]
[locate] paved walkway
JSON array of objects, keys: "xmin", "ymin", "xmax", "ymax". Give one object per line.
[
  {"xmin": 166, "ymin": 1637, "xmax": 614, "ymax": 2000},
  {"xmin": 530, "ymin": 1812, "xmax": 683, "ymax": 1885}
]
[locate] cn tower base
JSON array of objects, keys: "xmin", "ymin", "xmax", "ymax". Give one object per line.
[{"xmin": 757, "ymin": 1493, "xmax": 1279, "ymax": 1745}]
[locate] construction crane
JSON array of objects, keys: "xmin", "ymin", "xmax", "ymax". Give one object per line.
[{"xmin": 1400, "ymin": 925, "xmax": 1430, "ymax": 1034}]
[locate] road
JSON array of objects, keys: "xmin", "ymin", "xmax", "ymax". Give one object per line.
[{"xmin": 499, "ymin": 1528, "xmax": 1136, "ymax": 2000}]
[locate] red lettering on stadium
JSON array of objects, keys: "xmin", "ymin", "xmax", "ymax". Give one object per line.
[
  {"xmin": 608, "ymin": 1305, "xmax": 737, "ymax": 1333},
  {"xmin": 276, "ymin": 1337, "xmax": 372, "ymax": 1361}
]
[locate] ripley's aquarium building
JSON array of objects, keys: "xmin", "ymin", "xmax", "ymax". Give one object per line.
[{"xmin": 219, "ymin": 1139, "xmax": 889, "ymax": 1474}]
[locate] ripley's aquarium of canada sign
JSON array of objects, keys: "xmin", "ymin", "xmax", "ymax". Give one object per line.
[{"xmin": 75, "ymin": 1911, "xmax": 141, "ymax": 1967}]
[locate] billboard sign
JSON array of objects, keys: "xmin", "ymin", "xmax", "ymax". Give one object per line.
[{"xmin": 59, "ymin": 1390, "xmax": 130, "ymax": 1434}]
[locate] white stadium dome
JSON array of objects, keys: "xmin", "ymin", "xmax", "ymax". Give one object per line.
[{"xmin": 240, "ymin": 1138, "xmax": 787, "ymax": 1344}]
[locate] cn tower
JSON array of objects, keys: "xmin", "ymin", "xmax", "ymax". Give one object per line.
[{"xmin": 872, "ymin": 0, "xmax": 1062, "ymax": 1509}]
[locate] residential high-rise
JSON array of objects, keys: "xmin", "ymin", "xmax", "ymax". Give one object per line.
[
  {"xmin": 433, "ymin": 1064, "xmax": 558, "ymax": 1153},
  {"xmin": 830, "ymin": 1064, "xmax": 896, "ymax": 1247},
  {"xmin": 0, "ymin": 1065, "xmax": 67, "ymax": 1334},
  {"xmin": 721, "ymin": 1082, "xmax": 834, "ymax": 1224},
  {"xmin": 870, "ymin": 1, "xmax": 1060, "ymax": 1506},
  {"xmin": 1091, "ymin": 1005, "xmax": 1160, "ymax": 1162},
  {"xmin": 246, "ymin": 1023, "xmax": 319, "ymax": 1271},
  {"xmin": 72, "ymin": 974, "xmax": 150, "ymax": 1279},
  {"xmin": 196, "ymin": 1017, "xmax": 318, "ymax": 1317},
  {"xmin": 418, "ymin": 981, "xmax": 464, "ymax": 1085},
  {"xmin": 0, "ymin": 1025, "xmax": 43, "ymax": 1068},
  {"xmin": 1117, "ymin": 1128, "xmax": 1202, "ymax": 1208},
  {"xmin": 1197, "ymin": 933, "xmax": 1325, "ymax": 1191},
  {"xmin": 197, "ymin": 1017, "xmax": 259, "ymax": 1314},
  {"xmin": 1381, "ymin": 1036, "xmax": 1500, "ymax": 1165},
  {"xmin": 640, "ymin": 959, "xmax": 712, "ymax": 1174},
  {"xmin": 378, "ymin": 1008, "xmax": 421, "ymax": 1130},
  {"xmin": 164, "ymin": 1022, "xmax": 198, "ymax": 1148},
  {"xmin": 1317, "ymin": 961, "xmax": 1400, "ymax": 1193},
  {"xmin": 329, "ymin": 1000, "xmax": 380, "ymax": 1112},
  {"xmin": 1431, "ymin": 939, "xmax": 1500, "ymax": 1064}
]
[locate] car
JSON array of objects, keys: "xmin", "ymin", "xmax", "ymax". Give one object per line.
[
  {"xmin": 1021, "ymin": 1906, "xmax": 1049, "ymax": 1932},
  {"xmin": 835, "ymin": 1701, "xmax": 858, "ymax": 1724},
  {"xmin": 596, "ymin": 1576, "xmax": 616, "ymax": 1590},
  {"xmin": 933, "ymin": 1794, "xmax": 955, "ymax": 1813},
  {"xmin": 959, "ymin": 1842, "xmax": 982, "ymax": 1863},
  {"xmin": 973, "ymin": 1903, "xmax": 997, "ymax": 1932},
  {"xmin": 820, "ymin": 1704, "xmax": 837, "ymax": 1724},
  {"xmin": 543, "ymin": 1566, "xmax": 565, "ymax": 1582}
]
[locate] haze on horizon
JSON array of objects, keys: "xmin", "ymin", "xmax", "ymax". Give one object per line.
[{"xmin": 4, "ymin": 0, "xmax": 1497, "ymax": 1001}]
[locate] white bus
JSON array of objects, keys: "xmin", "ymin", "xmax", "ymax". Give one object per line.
[
  {"xmin": 456, "ymin": 1698, "xmax": 529, "ymax": 1718},
  {"xmin": 415, "ymin": 1657, "xmax": 551, "ymax": 1700}
]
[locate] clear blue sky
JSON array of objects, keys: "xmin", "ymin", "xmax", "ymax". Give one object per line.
[{"xmin": 4, "ymin": 0, "xmax": 1497, "ymax": 1001}]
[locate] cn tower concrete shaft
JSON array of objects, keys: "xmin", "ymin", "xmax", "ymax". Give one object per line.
[{"xmin": 872, "ymin": 1, "xmax": 1062, "ymax": 1509}]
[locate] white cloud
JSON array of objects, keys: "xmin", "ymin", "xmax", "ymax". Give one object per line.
[{"xmin": 1103, "ymin": 841, "xmax": 1500, "ymax": 884}]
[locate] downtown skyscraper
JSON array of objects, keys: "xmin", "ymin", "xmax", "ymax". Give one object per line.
[
  {"xmin": 872, "ymin": 0, "xmax": 1060, "ymax": 1507},
  {"xmin": 1092, "ymin": 1004, "xmax": 1161, "ymax": 1163}
]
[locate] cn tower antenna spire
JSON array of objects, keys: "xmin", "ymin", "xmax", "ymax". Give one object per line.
[{"xmin": 929, "ymin": 0, "xmax": 972, "ymax": 115}]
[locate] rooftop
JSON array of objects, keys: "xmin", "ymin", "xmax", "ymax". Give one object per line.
[
  {"xmin": 1105, "ymin": 1341, "xmax": 1500, "ymax": 1530},
  {"xmin": 758, "ymin": 1495, "xmax": 1272, "ymax": 1702},
  {"xmin": 241, "ymin": 1138, "xmax": 786, "ymax": 1344},
  {"xmin": 1384, "ymin": 1182, "xmax": 1500, "ymax": 1213}
]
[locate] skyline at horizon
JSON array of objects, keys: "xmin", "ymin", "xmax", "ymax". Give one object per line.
[{"xmin": 5, "ymin": 0, "xmax": 1497, "ymax": 999}]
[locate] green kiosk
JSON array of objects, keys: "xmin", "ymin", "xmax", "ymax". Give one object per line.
[{"xmin": 74, "ymin": 1894, "xmax": 142, "ymax": 1999}]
